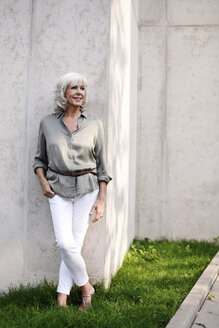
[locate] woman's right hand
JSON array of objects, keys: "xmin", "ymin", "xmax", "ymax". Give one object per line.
[
  {"xmin": 36, "ymin": 168, "xmax": 55, "ymax": 198},
  {"xmin": 40, "ymin": 179, "xmax": 55, "ymax": 198}
]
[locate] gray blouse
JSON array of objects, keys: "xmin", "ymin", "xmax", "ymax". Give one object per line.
[{"xmin": 33, "ymin": 110, "xmax": 112, "ymax": 198}]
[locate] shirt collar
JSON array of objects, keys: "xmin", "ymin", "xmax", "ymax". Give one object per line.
[
  {"xmin": 56, "ymin": 110, "xmax": 87, "ymax": 119},
  {"xmin": 81, "ymin": 110, "xmax": 87, "ymax": 118}
]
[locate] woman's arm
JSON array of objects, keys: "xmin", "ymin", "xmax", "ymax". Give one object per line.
[
  {"xmin": 33, "ymin": 121, "xmax": 48, "ymax": 174},
  {"xmin": 33, "ymin": 121, "xmax": 54, "ymax": 198},
  {"xmin": 90, "ymin": 120, "xmax": 112, "ymax": 222},
  {"xmin": 90, "ymin": 181, "xmax": 107, "ymax": 223},
  {"xmin": 36, "ymin": 167, "xmax": 55, "ymax": 198},
  {"xmin": 97, "ymin": 181, "xmax": 107, "ymax": 202},
  {"xmin": 94, "ymin": 120, "xmax": 112, "ymax": 184}
]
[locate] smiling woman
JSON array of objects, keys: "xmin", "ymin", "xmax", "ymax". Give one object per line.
[
  {"xmin": 54, "ymin": 73, "xmax": 88, "ymax": 112},
  {"xmin": 65, "ymin": 84, "xmax": 85, "ymax": 106},
  {"xmin": 62, "ymin": 84, "xmax": 86, "ymax": 133},
  {"xmin": 33, "ymin": 72, "xmax": 112, "ymax": 311}
]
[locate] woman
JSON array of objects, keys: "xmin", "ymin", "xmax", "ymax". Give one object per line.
[{"xmin": 33, "ymin": 72, "xmax": 112, "ymax": 311}]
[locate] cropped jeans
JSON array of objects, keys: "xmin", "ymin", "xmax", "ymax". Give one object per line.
[{"xmin": 48, "ymin": 188, "xmax": 99, "ymax": 295}]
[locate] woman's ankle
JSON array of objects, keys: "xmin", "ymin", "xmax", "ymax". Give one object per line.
[
  {"xmin": 57, "ymin": 292, "xmax": 68, "ymax": 306},
  {"xmin": 80, "ymin": 281, "xmax": 93, "ymax": 295}
]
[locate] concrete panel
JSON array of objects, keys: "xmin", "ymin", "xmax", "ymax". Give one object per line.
[
  {"xmin": 0, "ymin": 0, "xmax": 137, "ymax": 292},
  {"xmin": 105, "ymin": 0, "xmax": 137, "ymax": 287},
  {"xmin": 129, "ymin": 0, "xmax": 138, "ymax": 245},
  {"xmin": 0, "ymin": 240, "xmax": 24, "ymax": 289},
  {"xmin": 168, "ymin": 0, "xmax": 219, "ymax": 26},
  {"xmin": 138, "ymin": 0, "xmax": 165, "ymax": 25},
  {"xmin": 136, "ymin": 26, "xmax": 166, "ymax": 240},
  {"xmin": 26, "ymin": 0, "xmax": 111, "ymax": 285},
  {"xmin": 0, "ymin": 0, "xmax": 30, "ymax": 291},
  {"xmin": 166, "ymin": 27, "xmax": 219, "ymax": 240},
  {"xmin": 132, "ymin": 0, "xmax": 138, "ymax": 24}
]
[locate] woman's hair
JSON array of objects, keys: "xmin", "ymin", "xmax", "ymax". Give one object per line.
[{"xmin": 54, "ymin": 72, "xmax": 88, "ymax": 113}]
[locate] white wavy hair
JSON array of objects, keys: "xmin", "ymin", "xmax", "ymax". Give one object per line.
[{"xmin": 54, "ymin": 72, "xmax": 88, "ymax": 113}]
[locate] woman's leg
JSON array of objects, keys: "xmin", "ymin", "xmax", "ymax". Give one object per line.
[
  {"xmin": 72, "ymin": 188, "xmax": 99, "ymax": 309},
  {"xmin": 49, "ymin": 194, "xmax": 75, "ymax": 304},
  {"xmin": 49, "ymin": 189, "xmax": 99, "ymax": 300},
  {"xmin": 57, "ymin": 260, "xmax": 74, "ymax": 295},
  {"xmin": 69, "ymin": 188, "xmax": 99, "ymax": 286},
  {"xmin": 56, "ymin": 260, "xmax": 74, "ymax": 306}
]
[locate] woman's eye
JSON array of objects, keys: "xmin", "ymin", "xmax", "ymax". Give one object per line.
[{"xmin": 71, "ymin": 86, "xmax": 84, "ymax": 90}]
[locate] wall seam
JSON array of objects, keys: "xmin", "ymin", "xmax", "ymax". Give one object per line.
[
  {"xmin": 129, "ymin": 0, "xmax": 137, "ymax": 241},
  {"xmin": 23, "ymin": 0, "xmax": 34, "ymax": 283},
  {"xmin": 135, "ymin": 27, "xmax": 141, "ymax": 239},
  {"xmin": 132, "ymin": 0, "xmax": 138, "ymax": 25},
  {"xmin": 138, "ymin": 24, "xmax": 219, "ymax": 27},
  {"xmin": 104, "ymin": 0, "xmax": 113, "ymax": 288},
  {"xmin": 161, "ymin": 0, "xmax": 168, "ymax": 238},
  {"xmin": 132, "ymin": 0, "xmax": 138, "ymax": 240}
]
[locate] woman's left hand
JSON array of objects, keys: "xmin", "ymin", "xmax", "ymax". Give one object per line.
[{"xmin": 90, "ymin": 198, "xmax": 105, "ymax": 223}]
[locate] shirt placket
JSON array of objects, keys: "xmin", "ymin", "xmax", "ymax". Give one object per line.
[{"xmin": 70, "ymin": 135, "xmax": 78, "ymax": 192}]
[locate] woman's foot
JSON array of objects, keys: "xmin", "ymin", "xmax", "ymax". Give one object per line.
[
  {"xmin": 57, "ymin": 292, "xmax": 68, "ymax": 307},
  {"xmin": 79, "ymin": 282, "xmax": 95, "ymax": 311}
]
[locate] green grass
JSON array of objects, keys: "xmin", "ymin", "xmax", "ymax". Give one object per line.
[{"xmin": 0, "ymin": 239, "xmax": 218, "ymax": 328}]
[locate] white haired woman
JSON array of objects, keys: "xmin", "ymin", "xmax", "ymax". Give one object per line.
[{"xmin": 33, "ymin": 72, "xmax": 112, "ymax": 311}]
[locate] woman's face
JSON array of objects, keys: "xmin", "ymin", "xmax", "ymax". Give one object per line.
[{"xmin": 65, "ymin": 83, "xmax": 86, "ymax": 108}]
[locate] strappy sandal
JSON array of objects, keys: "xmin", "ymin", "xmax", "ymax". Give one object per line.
[{"xmin": 78, "ymin": 286, "xmax": 95, "ymax": 312}]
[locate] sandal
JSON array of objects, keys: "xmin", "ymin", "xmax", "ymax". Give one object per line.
[{"xmin": 78, "ymin": 286, "xmax": 95, "ymax": 311}]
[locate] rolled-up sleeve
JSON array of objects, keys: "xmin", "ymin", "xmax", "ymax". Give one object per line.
[
  {"xmin": 33, "ymin": 121, "xmax": 48, "ymax": 174},
  {"xmin": 94, "ymin": 120, "xmax": 112, "ymax": 184}
]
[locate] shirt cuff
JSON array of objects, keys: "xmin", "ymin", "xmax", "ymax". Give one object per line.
[
  {"xmin": 33, "ymin": 161, "xmax": 48, "ymax": 174},
  {"xmin": 97, "ymin": 175, "xmax": 112, "ymax": 184}
]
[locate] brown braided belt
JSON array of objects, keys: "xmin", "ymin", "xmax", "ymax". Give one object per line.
[{"xmin": 48, "ymin": 166, "xmax": 97, "ymax": 177}]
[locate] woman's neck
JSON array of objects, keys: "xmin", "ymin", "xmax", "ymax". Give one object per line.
[{"xmin": 64, "ymin": 106, "xmax": 81, "ymax": 118}]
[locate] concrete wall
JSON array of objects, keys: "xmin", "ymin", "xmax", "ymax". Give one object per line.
[
  {"xmin": 0, "ymin": 0, "xmax": 30, "ymax": 290},
  {"xmin": 136, "ymin": 0, "xmax": 219, "ymax": 241},
  {"xmin": 24, "ymin": 0, "xmax": 112, "ymax": 288},
  {"xmin": 0, "ymin": 0, "xmax": 137, "ymax": 291},
  {"xmin": 1, "ymin": 0, "xmax": 218, "ymax": 293}
]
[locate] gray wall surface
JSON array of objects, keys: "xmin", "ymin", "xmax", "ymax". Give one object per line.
[
  {"xmin": 0, "ymin": 0, "xmax": 137, "ymax": 291},
  {"xmin": 0, "ymin": 0, "xmax": 219, "ymax": 292},
  {"xmin": 136, "ymin": 0, "xmax": 219, "ymax": 240},
  {"xmin": 24, "ymin": 0, "xmax": 112, "ymax": 288}
]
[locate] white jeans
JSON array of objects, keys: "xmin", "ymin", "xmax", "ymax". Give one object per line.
[{"xmin": 48, "ymin": 188, "xmax": 99, "ymax": 295}]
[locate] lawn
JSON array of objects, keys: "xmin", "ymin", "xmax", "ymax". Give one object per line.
[{"xmin": 0, "ymin": 239, "xmax": 218, "ymax": 328}]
